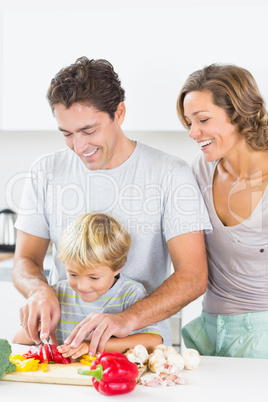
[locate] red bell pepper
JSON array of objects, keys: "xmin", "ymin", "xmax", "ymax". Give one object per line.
[
  {"xmin": 78, "ymin": 352, "xmax": 139, "ymax": 396},
  {"xmin": 23, "ymin": 344, "xmax": 71, "ymax": 364},
  {"xmin": 49, "ymin": 344, "xmax": 71, "ymax": 364}
]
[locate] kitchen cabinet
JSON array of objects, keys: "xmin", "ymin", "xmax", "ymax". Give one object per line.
[{"xmin": 1, "ymin": 2, "xmax": 268, "ymax": 131}]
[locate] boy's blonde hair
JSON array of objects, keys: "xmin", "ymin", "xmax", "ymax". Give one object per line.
[{"xmin": 58, "ymin": 213, "xmax": 131, "ymax": 272}]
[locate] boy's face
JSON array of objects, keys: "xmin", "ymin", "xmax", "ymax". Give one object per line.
[{"xmin": 65, "ymin": 263, "xmax": 121, "ymax": 302}]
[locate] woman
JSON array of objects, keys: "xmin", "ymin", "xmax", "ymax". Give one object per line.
[{"xmin": 177, "ymin": 64, "xmax": 268, "ymax": 358}]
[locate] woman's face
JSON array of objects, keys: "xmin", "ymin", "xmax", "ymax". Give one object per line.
[{"xmin": 183, "ymin": 91, "xmax": 244, "ymax": 162}]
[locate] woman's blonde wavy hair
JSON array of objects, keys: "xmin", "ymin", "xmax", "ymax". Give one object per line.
[
  {"xmin": 177, "ymin": 64, "xmax": 268, "ymax": 151},
  {"xmin": 58, "ymin": 213, "xmax": 131, "ymax": 272}
]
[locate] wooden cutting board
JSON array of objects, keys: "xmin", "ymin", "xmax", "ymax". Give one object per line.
[{"xmin": 2, "ymin": 362, "xmax": 93, "ymax": 386}]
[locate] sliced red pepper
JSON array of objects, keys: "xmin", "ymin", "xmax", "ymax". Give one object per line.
[
  {"xmin": 23, "ymin": 346, "xmax": 42, "ymax": 361},
  {"xmin": 23, "ymin": 344, "xmax": 71, "ymax": 364},
  {"xmin": 49, "ymin": 344, "xmax": 71, "ymax": 364},
  {"xmin": 78, "ymin": 352, "xmax": 139, "ymax": 395}
]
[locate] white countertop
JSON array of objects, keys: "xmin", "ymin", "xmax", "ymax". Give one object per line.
[{"xmin": 1, "ymin": 344, "xmax": 267, "ymax": 402}]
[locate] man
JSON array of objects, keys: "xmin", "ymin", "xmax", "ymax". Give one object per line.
[{"xmin": 13, "ymin": 57, "xmax": 211, "ymax": 355}]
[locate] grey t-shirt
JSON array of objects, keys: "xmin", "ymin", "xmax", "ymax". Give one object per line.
[
  {"xmin": 53, "ymin": 273, "xmax": 170, "ymax": 345},
  {"xmin": 15, "ymin": 142, "xmax": 211, "ymax": 294},
  {"xmin": 192, "ymin": 152, "xmax": 268, "ymax": 315}
]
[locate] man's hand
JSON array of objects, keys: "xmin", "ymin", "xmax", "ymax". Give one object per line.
[
  {"xmin": 12, "ymin": 231, "xmax": 59, "ymax": 344},
  {"xmin": 19, "ymin": 286, "xmax": 61, "ymax": 344},
  {"xmin": 64, "ymin": 312, "xmax": 135, "ymax": 356}
]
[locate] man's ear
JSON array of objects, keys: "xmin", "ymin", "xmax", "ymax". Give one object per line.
[{"xmin": 114, "ymin": 102, "xmax": 126, "ymax": 125}]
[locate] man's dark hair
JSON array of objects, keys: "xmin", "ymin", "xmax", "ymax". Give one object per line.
[{"xmin": 47, "ymin": 56, "xmax": 125, "ymax": 119}]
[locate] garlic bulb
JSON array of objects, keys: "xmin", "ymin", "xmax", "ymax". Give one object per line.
[
  {"xmin": 125, "ymin": 344, "xmax": 149, "ymax": 367},
  {"xmin": 166, "ymin": 353, "xmax": 185, "ymax": 373},
  {"xmin": 155, "ymin": 344, "xmax": 166, "ymax": 352},
  {"xmin": 163, "ymin": 346, "xmax": 178, "ymax": 358},
  {"xmin": 148, "ymin": 353, "xmax": 166, "ymax": 373},
  {"xmin": 155, "ymin": 344, "xmax": 177, "ymax": 358},
  {"xmin": 152, "ymin": 348, "xmax": 164, "ymax": 356},
  {"xmin": 182, "ymin": 348, "xmax": 200, "ymax": 370},
  {"xmin": 133, "ymin": 344, "xmax": 149, "ymax": 363}
]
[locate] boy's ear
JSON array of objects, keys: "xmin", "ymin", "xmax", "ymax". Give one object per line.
[{"xmin": 114, "ymin": 267, "xmax": 123, "ymax": 277}]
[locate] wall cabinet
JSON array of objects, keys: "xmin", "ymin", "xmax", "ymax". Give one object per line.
[{"xmin": 1, "ymin": 3, "xmax": 268, "ymax": 131}]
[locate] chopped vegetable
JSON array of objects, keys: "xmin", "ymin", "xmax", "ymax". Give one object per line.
[
  {"xmin": 9, "ymin": 354, "xmax": 26, "ymax": 364},
  {"xmin": 0, "ymin": 339, "xmax": 16, "ymax": 379},
  {"xmin": 81, "ymin": 354, "xmax": 97, "ymax": 362},
  {"xmin": 80, "ymin": 354, "xmax": 97, "ymax": 366},
  {"xmin": 80, "ymin": 359, "xmax": 93, "ymax": 367},
  {"xmin": 23, "ymin": 344, "xmax": 71, "ymax": 364},
  {"xmin": 78, "ymin": 352, "xmax": 139, "ymax": 396},
  {"xmin": 41, "ymin": 363, "xmax": 48, "ymax": 372},
  {"xmin": 49, "ymin": 344, "xmax": 71, "ymax": 364},
  {"xmin": 13, "ymin": 358, "xmax": 40, "ymax": 372}
]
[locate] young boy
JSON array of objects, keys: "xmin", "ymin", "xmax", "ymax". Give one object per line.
[{"xmin": 13, "ymin": 213, "xmax": 165, "ymax": 357}]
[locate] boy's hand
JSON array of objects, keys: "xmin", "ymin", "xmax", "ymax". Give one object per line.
[{"xmin": 57, "ymin": 341, "xmax": 90, "ymax": 360}]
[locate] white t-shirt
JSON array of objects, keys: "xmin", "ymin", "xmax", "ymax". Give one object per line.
[
  {"xmin": 192, "ymin": 151, "xmax": 268, "ymax": 315},
  {"xmin": 15, "ymin": 142, "xmax": 211, "ymax": 295}
]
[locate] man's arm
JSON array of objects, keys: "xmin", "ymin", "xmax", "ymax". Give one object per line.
[
  {"xmin": 65, "ymin": 230, "xmax": 207, "ymax": 354},
  {"xmin": 12, "ymin": 230, "xmax": 60, "ymax": 343}
]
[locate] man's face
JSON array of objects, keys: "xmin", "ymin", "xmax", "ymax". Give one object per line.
[{"xmin": 54, "ymin": 102, "xmax": 125, "ymax": 170}]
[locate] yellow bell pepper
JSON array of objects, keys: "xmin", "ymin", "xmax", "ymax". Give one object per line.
[
  {"xmin": 80, "ymin": 354, "xmax": 97, "ymax": 366},
  {"xmin": 81, "ymin": 354, "xmax": 97, "ymax": 361},
  {"xmin": 41, "ymin": 362, "xmax": 48, "ymax": 372},
  {"xmin": 10, "ymin": 354, "xmax": 26, "ymax": 364},
  {"xmin": 80, "ymin": 358, "xmax": 93, "ymax": 367},
  {"xmin": 14, "ymin": 357, "xmax": 40, "ymax": 372}
]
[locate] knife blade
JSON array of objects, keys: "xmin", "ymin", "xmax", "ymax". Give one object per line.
[{"xmin": 40, "ymin": 337, "xmax": 52, "ymax": 363}]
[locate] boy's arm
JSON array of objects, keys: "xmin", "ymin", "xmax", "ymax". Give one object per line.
[{"xmin": 12, "ymin": 326, "xmax": 36, "ymax": 345}]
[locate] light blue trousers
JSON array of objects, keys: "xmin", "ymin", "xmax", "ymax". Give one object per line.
[{"xmin": 182, "ymin": 310, "xmax": 268, "ymax": 359}]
